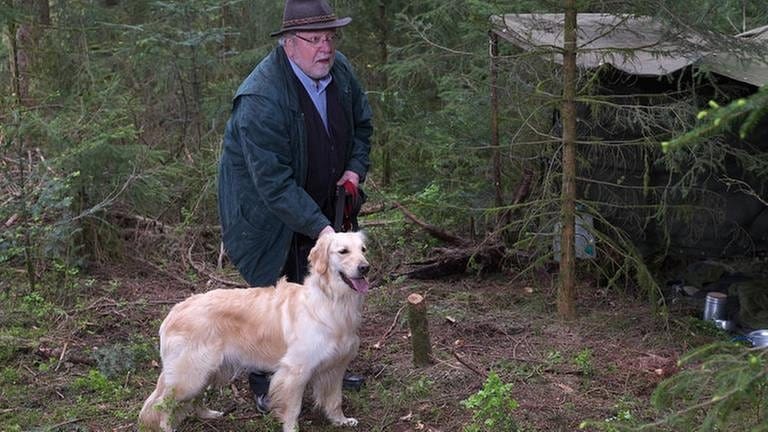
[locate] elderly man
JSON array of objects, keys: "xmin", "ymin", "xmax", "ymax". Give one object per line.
[{"xmin": 217, "ymin": 0, "xmax": 372, "ymax": 412}]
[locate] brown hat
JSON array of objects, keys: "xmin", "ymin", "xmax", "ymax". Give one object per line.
[{"xmin": 270, "ymin": 0, "xmax": 352, "ymax": 37}]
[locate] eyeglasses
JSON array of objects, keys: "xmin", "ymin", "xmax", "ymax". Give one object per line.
[{"xmin": 293, "ymin": 32, "xmax": 341, "ymax": 46}]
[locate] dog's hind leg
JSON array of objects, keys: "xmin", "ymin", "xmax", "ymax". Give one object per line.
[
  {"xmin": 150, "ymin": 348, "xmax": 223, "ymax": 428},
  {"xmin": 311, "ymin": 366, "xmax": 358, "ymax": 427},
  {"xmin": 139, "ymin": 373, "xmax": 169, "ymax": 431},
  {"xmin": 193, "ymin": 359, "xmax": 238, "ymax": 419},
  {"xmin": 193, "ymin": 400, "xmax": 224, "ymax": 420},
  {"xmin": 172, "ymin": 354, "xmax": 226, "ymax": 421},
  {"xmin": 139, "ymin": 372, "xmax": 198, "ymax": 432}
]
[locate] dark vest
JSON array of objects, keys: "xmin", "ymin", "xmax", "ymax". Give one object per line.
[{"xmin": 295, "ymin": 77, "xmax": 349, "ymax": 230}]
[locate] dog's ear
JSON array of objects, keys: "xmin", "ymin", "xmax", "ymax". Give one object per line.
[{"xmin": 309, "ymin": 233, "xmax": 331, "ymax": 275}]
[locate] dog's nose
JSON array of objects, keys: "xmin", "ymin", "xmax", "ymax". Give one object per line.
[{"xmin": 358, "ymin": 263, "xmax": 370, "ymax": 276}]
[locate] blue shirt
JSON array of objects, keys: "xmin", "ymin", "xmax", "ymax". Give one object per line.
[{"xmin": 288, "ymin": 59, "xmax": 332, "ymax": 132}]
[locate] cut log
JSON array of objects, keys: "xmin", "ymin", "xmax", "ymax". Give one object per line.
[
  {"xmin": 400, "ymin": 244, "xmax": 506, "ymax": 280},
  {"xmin": 407, "ymin": 293, "xmax": 432, "ymax": 366}
]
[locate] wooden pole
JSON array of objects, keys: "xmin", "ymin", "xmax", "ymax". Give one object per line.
[
  {"xmin": 407, "ymin": 293, "xmax": 432, "ymax": 366},
  {"xmin": 557, "ymin": 0, "xmax": 578, "ymax": 320}
]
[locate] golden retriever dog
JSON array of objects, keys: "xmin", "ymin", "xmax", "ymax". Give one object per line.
[{"xmin": 139, "ymin": 231, "xmax": 370, "ymax": 432}]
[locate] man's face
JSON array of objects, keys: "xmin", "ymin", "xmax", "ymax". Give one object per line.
[{"xmin": 284, "ymin": 30, "xmax": 337, "ymax": 80}]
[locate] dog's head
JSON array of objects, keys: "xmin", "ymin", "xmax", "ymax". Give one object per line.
[{"xmin": 309, "ymin": 231, "xmax": 370, "ymax": 294}]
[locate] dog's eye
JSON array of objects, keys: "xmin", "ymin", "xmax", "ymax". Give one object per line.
[{"xmin": 338, "ymin": 248, "xmax": 349, "ymax": 254}]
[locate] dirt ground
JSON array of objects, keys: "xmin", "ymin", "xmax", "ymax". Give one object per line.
[{"xmin": 1, "ymin": 250, "xmax": 722, "ymax": 432}]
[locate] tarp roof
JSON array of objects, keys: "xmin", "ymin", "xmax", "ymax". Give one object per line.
[{"xmin": 490, "ymin": 13, "xmax": 768, "ymax": 87}]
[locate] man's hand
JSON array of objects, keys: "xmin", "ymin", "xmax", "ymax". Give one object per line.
[
  {"xmin": 336, "ymin": 170, "xmax": 360, "ymax": 188},
  {"xmin": 318, "ymin": 225, "xmax": 335, "ymax": 238}
]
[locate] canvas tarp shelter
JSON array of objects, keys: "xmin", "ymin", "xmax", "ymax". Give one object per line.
[
  {"xmin": 487, "ymin": 13, "xmax": 768, "ymax": 257},
  {"xmin": 490, "ymin": 13, "xmax": 768, "ymax": 86}
]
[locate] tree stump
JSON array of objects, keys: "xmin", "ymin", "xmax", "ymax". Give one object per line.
[{"xmin": 407, "ymin": 293, "xmax": 432, "ymax": 366}]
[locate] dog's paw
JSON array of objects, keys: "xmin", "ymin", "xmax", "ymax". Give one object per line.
[
  {"xmin": 196, "ymin": 408, "xmax": 224, "ymax": 419},
  {"xmin": 333, "ymin": 417, "xmax": 358, "ymax": 427}
]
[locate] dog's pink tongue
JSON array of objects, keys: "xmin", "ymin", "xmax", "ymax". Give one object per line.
[{"xmin": 351, "ymin": 278, "xmax": 369, "ymax": 294}]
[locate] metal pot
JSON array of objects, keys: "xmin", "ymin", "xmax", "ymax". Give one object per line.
[
  {"xmin": 746, "ymin": 329, "xmax": 768, "ymax": 348},
  {"xmin": 713, "ymin": 319, "xmax": 736, "ymax": 331},
  {"xmin": 703, "ymin": 292, "xmax": 728, "ymax": 321}
]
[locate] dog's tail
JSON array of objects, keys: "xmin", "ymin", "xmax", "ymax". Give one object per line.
[{"xmin": 138, "ymin": 374, "xmax": 167, "ymax": 431}]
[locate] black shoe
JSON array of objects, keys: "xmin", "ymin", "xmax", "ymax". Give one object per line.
[
  {"xmin": 254, "ymin": 394, "xmax": 271, "ymax": 414},
  {"xmin": 249, "ymin": 371, "xmax": 271, "ymax": 413},
  {"xmin": 342, "ymin": 372, "xmax": 365, "ymax": 391}
]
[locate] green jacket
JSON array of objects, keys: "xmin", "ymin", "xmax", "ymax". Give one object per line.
[{"xmin": 218, "ymin": 46, "xmax": 372, "ymax": 286}]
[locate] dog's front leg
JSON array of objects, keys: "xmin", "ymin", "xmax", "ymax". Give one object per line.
[
  {"xmin": 270, "ymin": 365, "xmax": 311, "ymax": 432},
  {"xmin": 311, "ymin": 365, "xmax": 358, "ymax": 427}
]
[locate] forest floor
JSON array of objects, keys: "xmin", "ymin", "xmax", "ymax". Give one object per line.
[{"xmin": 0, "ymin": 249, "xmax": 728, "ymax": 432}]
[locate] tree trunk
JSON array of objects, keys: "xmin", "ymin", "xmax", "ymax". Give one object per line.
[
  {"xmin": 557, "ymin": 0, "xmax": 578, "ymax": 320},
  {"xmin": 34, "ymin": 0, "xmax": 50, "ymax": 26},
  {"xmin": 10, "ymin": 0, "xmax": 50, "ymax": 106},
  {"xmin": 5, "ymin": 6, "xmax": 20, "ymax": 102},
  {"xmin": 14, "ymin": 23, "xmax": 32, "ymax": 105},
  {"xmin": 489, "ymin": 31, "xmax": 503, "ymax": 210},
  {"xmin": 377, "ymin": 0, "xmax": 392, "ymax": 186},
  {"xmin": 407, "ymin": 293, "xmax": 432, "ymax": 366},
  {"xmin": 221, "ymin": 0, "xmax": 233, "ymax": 56}
]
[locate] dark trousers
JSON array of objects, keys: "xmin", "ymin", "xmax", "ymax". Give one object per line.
[{"xmin": 281, "ymin": 234, "xmax": 315, "ymax": 283}]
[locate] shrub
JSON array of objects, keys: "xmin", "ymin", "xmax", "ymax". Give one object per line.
[{"xmin": 461, "ymin": 371, "xmax": 519, "ymax": 432}]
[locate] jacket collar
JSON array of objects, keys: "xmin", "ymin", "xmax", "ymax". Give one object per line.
[{"xmin": 233, "ymin": 45, "xmax": 349, "ymax": 113}]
